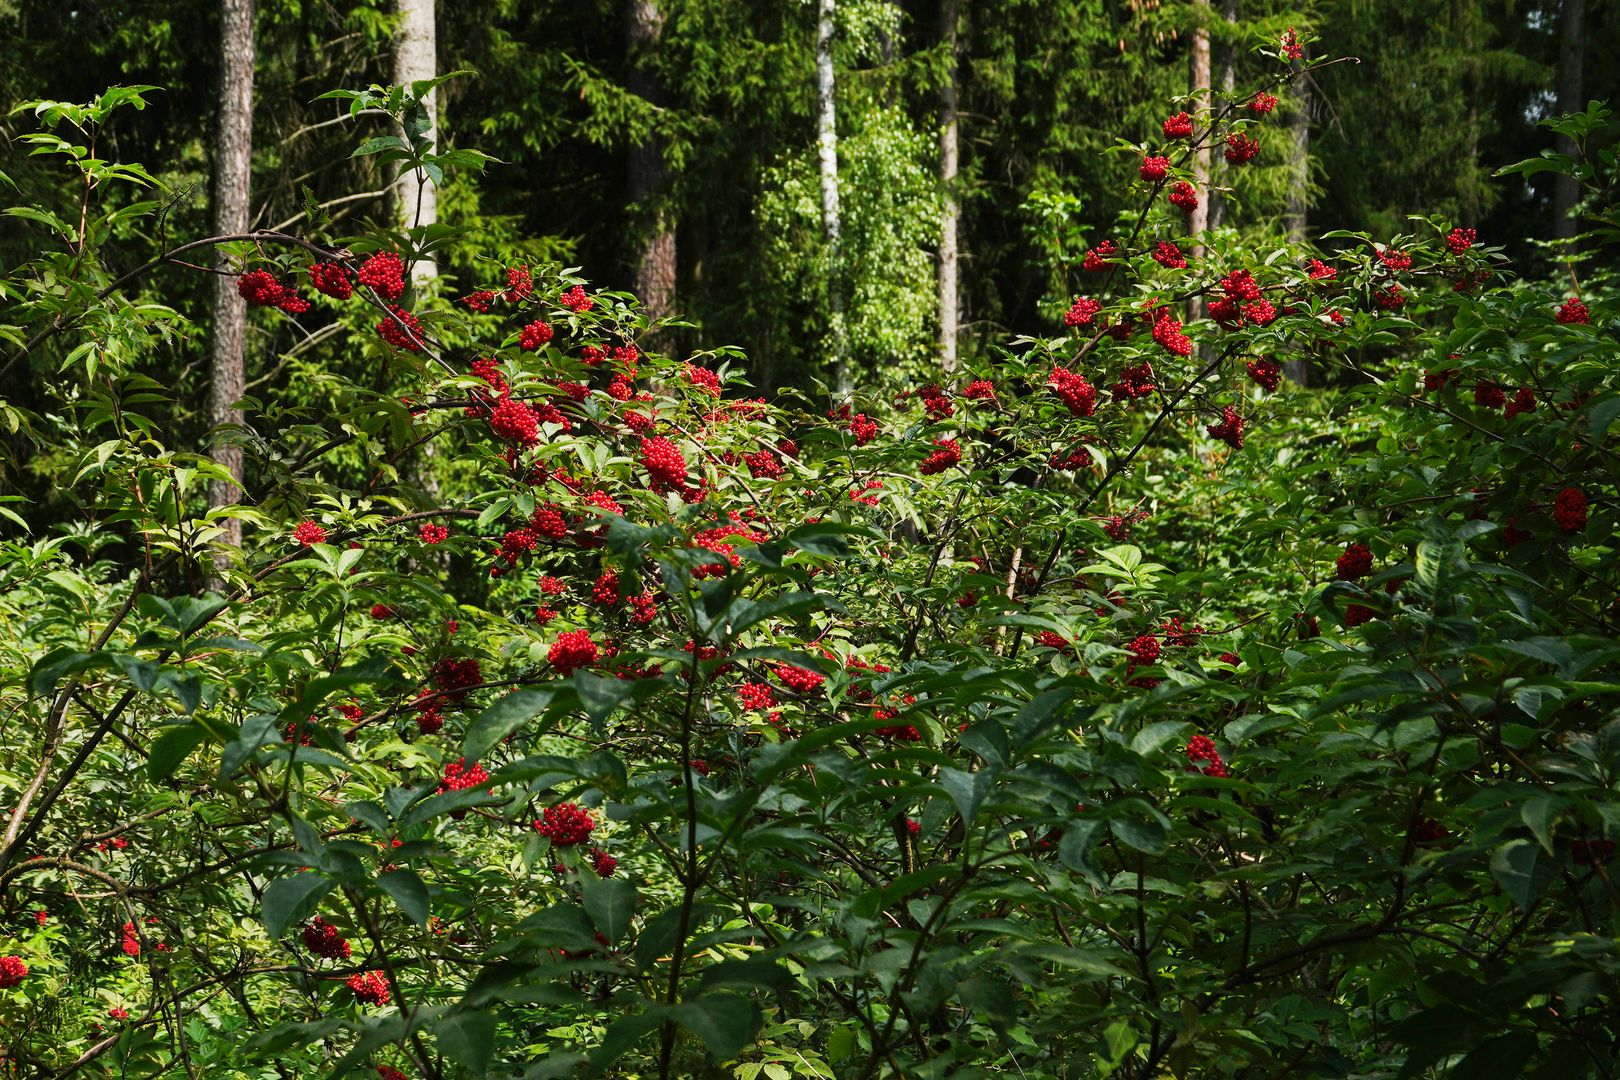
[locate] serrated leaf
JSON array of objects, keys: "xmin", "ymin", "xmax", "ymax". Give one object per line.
[
  {"xmin": 938, "ymin": 766, "xmax": 997, "ymax": 825},
  {"xmin": 1490, "ymin": 839, "xmax": 1552, "ymax": 909},
  {"xmin": 434, "ymin": 1012, "xmax": 495, "ymax": 1075},
  {"xmin": 675, "ymin": 992, "xmax": 762, "ymax": 1059},
  {"xmin": 463, "ymin": 688, "xmax": 551, "ymax": 762},
  {"xmin": 378, "ymin": 869, "xmax": 430, "ymax": 925},
  {"xmin": 261, "ymin": 872, "xmax": 333, "ymax": 941},
  {"xmin": 147, "ymin": 724, "xmax": 206, "ymax": 781},
  {"xmin": 580, "ymin": 874, "xmax": 635, "ymax": 943}
]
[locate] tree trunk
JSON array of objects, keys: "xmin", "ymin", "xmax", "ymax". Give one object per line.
[
  {"xmin": 395, "ymin": 0, "xmax": 438, "ymax": 282},
  {"xmin": 1552, "ymin": 0, "xmax": 1584, "ymax": 239},
  {"xmin": 1187, "ymin": 0, "xmax": 1211, "ymax": 335},
  {"xmin": 628, "ymin": 0, "xmax": 677, "ymax": 332},
  {"xmin": 1283, "ymin": 73, "xmax": 1309, "ymax": 244},
  {"xmin": 816, "ymin": 0, "xmax": 848, "ymax": 395},
  {"xmin": 1208, "ymin": 0, "xmax": 1237, "ymax": 232},
  {"xmin": 1187, "ymin": 0, "xmax": 1211, "ymax": 249},
  {"xmin": 1284, "ymin": 57, "xmax": 1311, "ymax": 387},
  {"xmin": 207, "ymin": 0, "xmax": 255, "ymax": 564},
  {"xmin": 938, "ymin": 0, "xmax": 960, "ymax": 374}
]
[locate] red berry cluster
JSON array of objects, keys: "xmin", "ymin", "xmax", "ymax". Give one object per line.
[
  {"xmin": 1151, "ymin": 312, "xmax": 1193, "ymax": 357},
  {"xmin": 558, "ymin": 285, "xmax": 594, "ymax": 312},
  {"xmin": 738, "ymin": 682, "xmax": 774, "ymax": 711},
  {"xmin": 1250, "ymin": 92, "xmax": 1278, "ymax": 113},
  {"xmin": 918, "ymin": 438, "xmax": 961, "ymax": 475},
  {"xmin": 1554, "ymin": 487, "xmax": 1588, "ymax": 533},
  {"xmin": 438, "ymin": 758, "xmax": 490, "ymax": 794},
  {"xmin": 309, "ymin": 261, "xmax": 353, "ymax": 299},
  {"xmin": 1336, "ymin": 542, "xmax": 1373, "ymax": 580},
  {"xmin": 377, "ymin": 306, "xmax": 424, "ymax": 351},
  {"xmin": 1162, "ymin": 112, "xmax": 1193, "ymax": 139},
  {"xmin": 917, "ymin": 383, "xmax": 955, "ymax": 420},
  {"xmin": 504, "ymin": 266, "xmax": 533, "ymax": 302},
  {"xmin": 548, "ymin": 629, "xmax": 599, "ymax": 673},
  {"xmin": 490, "ymin": 396, "xmax": 541, "ymax": 446},
  {"xmin": 1049, "ymin": 367, "xmax": 1097, "ymax": 417},
  {"xmin": 348, "ymin": 971, "xmax": 391, "ymax": 1006},
  {"xmin": 1246, "ymin": 358, "xmax": 1281, "ymax": 392},
  {"xmin": 0, "ymin": 955, "xmax": 27, "ymax": 989},
  {"xmin": 1185, "ymin": 734, "xmax": 1229, "ymax": 778},
  {"xmin": 848, "ymin": 414, "xmax": 878, "ymax": 444},
  {"xmin": 685, "ymin": 364, "xmax": 723, "ymax": 395},
  {"xmin": 962, "ymin": 379, "xmax": 996, "ymax": 403},
  {"xmin": 1063, "ymin": 296, "xmax": 1101, "ymax": 326},
  {"xmin": 1036, "ymin": 630, "xmax": 1072, "ymax": 654},
  {"xmin": 1168, "ymin": 182, "xmax": 1198, "ymax": 213},
  {"xmin": 1207, "ymin": 407, "xmax": 1244, "ymax": 450},
  {"xmin": 1223, "ymin": 132, "xmax": 1260, "ymax": 164},
  {"xmin": 356, "ymin": 252, "xmax": 406, "ymax": 301},
  {"xmin": 1126, "ymin": 633, "xmax": 1161, "ymax": 666},
  {"xmin": 121, "ymin": 922, "xmax": 141, "ymax": 956},
  {"xmin": 519, "ymin": 320, "xmax": 554, "ymax": 351},
  {"xmin": 292, "ymin": 520, "xmax": 327, "ymax": 547},
  {"xmin": 419, "ymin": 522, "xmax": 449, "ymax": 544},
  {"xmin": 1377, "ymin": 247, "xmax": 1412, "ymax": 271},
  {"xmin": 640, "ymin": 436, "xmax": 690, "ymax": 493},
  {"xmin": 774, "ymin": 663, "xmax": 825, "ymax": 694},
  {"xmin": 1446, "ymin": 227, "xmax": 1476, "ymax": 254},
  {"xmin": 1111, "ymin": 361, "xmax": 1157, "ymax": 401},
  {"xmin": 1081, "ymin": 240, "xmax": 1117, "ymax": 273},
  {"xmin": 303, "ymin": 917, "xmax": 351, "ymax": 960},
  {"xmin": 1140, "ymin": 155, "xmax": 1170, "ymax": 181},
  {"xmin": 236, "ymin": 270, "xmax": 310, "ymax": 314},
  {"xmin": 591, "ymin": 568, "xmax": 620, "ymax": 605},
  {"xmin": 1152, "ymin": 241, "xmax": 1186, "ymax": 269},
  {"xmin": 1557, "ymin": 298, "xmax": 1590, "ymax": 325},
  {"xmin": 534, "ymin": 803, "xmax": 596, "ymax": 847}
]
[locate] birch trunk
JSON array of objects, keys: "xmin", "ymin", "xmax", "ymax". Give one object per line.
[
  {"xmin": 938, "ymin": 0, "xmax": 960, "ymax": 374},
  {"xmin": 395, "ymin": 0, "xmax": 438, "ymax": 282},
  {"xmin": 1187, "ymin": 0, "xmax": 1211, "ymax": 248},
  {"xmin": 1283, "ymin": 57, "xmax": 1312, "ymax": 387},
  {"xmin": 207, "ymin": 0, "xmax": 255, "ymax": 561},
  {"xmin": 816, "ymin": 0, "xmax": 848, "ymax": 395}
]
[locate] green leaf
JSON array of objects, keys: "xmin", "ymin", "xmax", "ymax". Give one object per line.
[
  {"xmin": 938, "ymin": 766, "xmax": 997, "ymax": 825},
  {"xmin": 261, "ymin": 872, "xmax": 333, "ymax": 941},
  {"xmin": 434, "ymin": 1012, "xmax": 496, "ymax": 1075},
  {"xmin": 1102, "ymin": 1019, "xmax": 1138, "ymax": 1065},
  {"xmin": 1589, "ymin": 395, "xmax": 1620, "ymax": 441},
  {"xmin": 675, "ymin": 992, "xmax": 762, "ymax": 1059},
  {"xmin": 148, "ymin": 724, "xmax": 207, "ymax": 781},
  {"xmin": 220, "ymin": 713, "xmax": 281, "ymax": 779},
  {"xmin": 1110, "ymin": 815, "xmax": 1167, "ymax": 854},
  {"xmin": 1490, "ymin": 839, "xmax": 1552, "ymax": 909},
  {"xmin": 378, "ymin": 869, "xmax": 430, "ymax": 926},
  {"xmin": 580, "ymin": 873, "xmax": 636, "ymax": 943},
  {"xmin": 463, "ymin": 688, "xmax": 551, "ymax": 762},
  {"xmin": 1131, "ymin": 720, "xmax": 1188, "ymax": 757},
  {"xmin": 1519, "ymin": 797, "xmax": 1563, "ymax": 855},
  {"xmin": 1059, "ymin": 820, "xmax": 1106, "ymax": 882},
  {"xmin": 574, "ymin": 670, "xmax": 633, "ymax": 723}
]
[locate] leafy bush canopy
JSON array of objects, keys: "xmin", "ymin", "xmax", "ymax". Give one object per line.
[{"xmin": 1, "ymin": 47, "xmax": 1619, "ymax": 1080}]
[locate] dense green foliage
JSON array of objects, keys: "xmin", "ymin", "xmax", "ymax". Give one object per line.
[{"xmin": 2, "ymin": 7, "xmax": 1620, "ymax": 1080}]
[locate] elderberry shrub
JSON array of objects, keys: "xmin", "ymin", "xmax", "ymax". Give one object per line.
[{"xmin": 1, "ymin": 55, "xmax": 1618, "ymax": 1080}]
